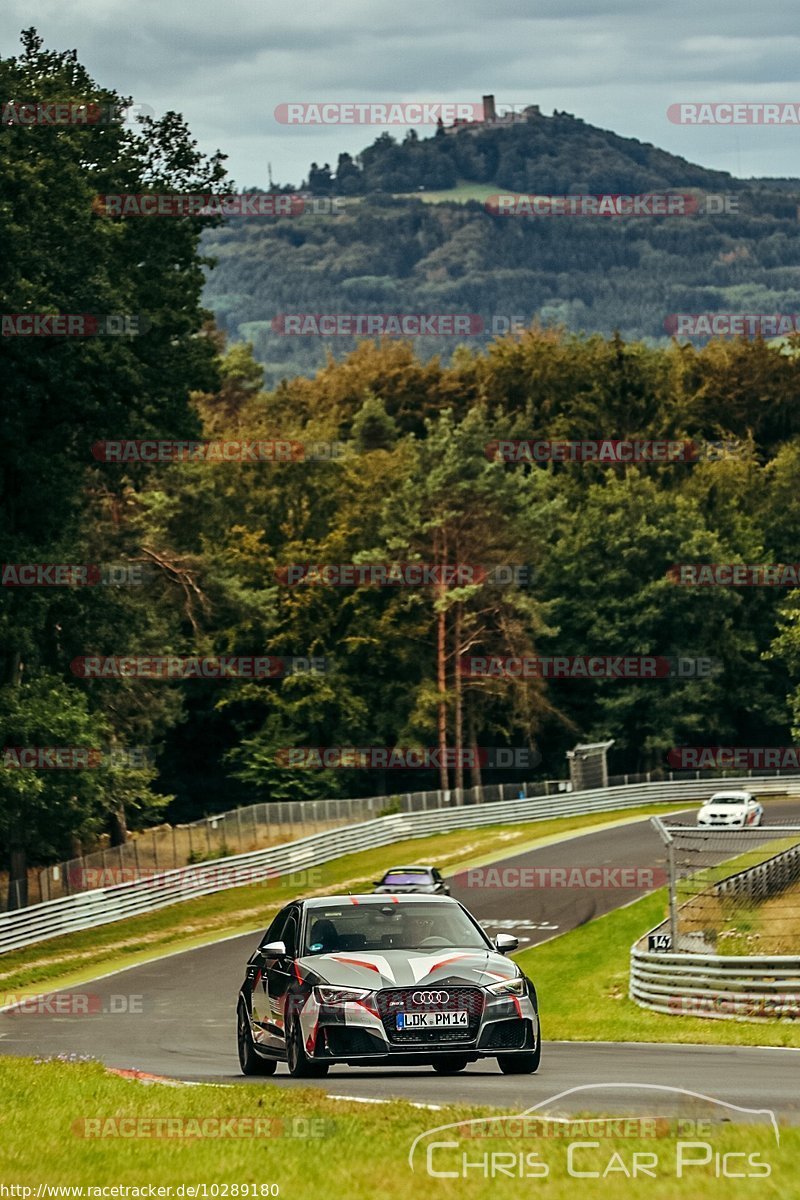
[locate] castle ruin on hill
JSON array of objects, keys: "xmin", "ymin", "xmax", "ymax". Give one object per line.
[{"xmin": 443, "ymin": 94, "xmax": 542, "ymax": 135}]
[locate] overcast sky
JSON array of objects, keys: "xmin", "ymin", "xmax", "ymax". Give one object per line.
[{"xmin": 2, "ymin": 1, "xmax": 799, "ymax": 188}]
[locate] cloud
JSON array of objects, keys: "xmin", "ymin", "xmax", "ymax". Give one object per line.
[{"xmin": 1, "ymin": 0, "xmax": 799, "ymax": 187}]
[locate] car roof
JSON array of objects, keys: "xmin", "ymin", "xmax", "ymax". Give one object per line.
[
  {"xmin": 706, "ymin": 790, "xmax": 752, "ymax": 800},
  {"xmin": 303, "ymin": 892, "xmax": 453, "ymax": 908}
]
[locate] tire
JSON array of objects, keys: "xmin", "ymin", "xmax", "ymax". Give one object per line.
[
  {"xmin": 287, "ymin": 1017, "xmax": 329, "ymax": 1078},
  {"xmin": 497, "ymin": 1017, "xmax": 541, "ymax": 1075},
  {"xmin": 431, "ymin": 1056, "xmax": 469, "ymax": 1074},
  {"xmin": 237, "ymin": 1001, "xmax": 277, "ymax": 1076}
]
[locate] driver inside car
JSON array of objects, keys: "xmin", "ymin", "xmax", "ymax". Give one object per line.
[
  {"xmin": 402, "ymin": 914, "xmax": 439, "ymax": 948},
  {"xmin": 307, "ymin": 918, "xmax": 339, "ymax": 954}
]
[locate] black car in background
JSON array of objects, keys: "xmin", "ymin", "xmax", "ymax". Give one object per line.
[{"xmin": 373, "ymin": 865, "xmax": 450, "ymax": 895}]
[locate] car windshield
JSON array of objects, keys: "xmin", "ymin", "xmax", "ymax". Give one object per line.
[
  {"xmin": 380, "ymin": 870, "xmax": 432, "ymax": 885},
  {"xmin": 302, "ymin": 902, "xmax": 489, "ymax": 955},
  {"xmin": 706, "ymin": 796, "xmax": 748, "ymax": 805}
]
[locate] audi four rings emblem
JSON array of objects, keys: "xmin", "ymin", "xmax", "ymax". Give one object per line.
[{"xmin": 412, "ymin": 990, "xmax": 450, "ymax": 1004}]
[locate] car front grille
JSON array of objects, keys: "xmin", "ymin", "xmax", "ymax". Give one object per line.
[{"xmin": 376, "ymin": 986, "xmax": 485, "ymax": 1045}]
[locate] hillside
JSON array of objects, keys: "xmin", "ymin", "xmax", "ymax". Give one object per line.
[{"xmin": 202, "ymin": 110, "xmax": 800, "ymax": 386}]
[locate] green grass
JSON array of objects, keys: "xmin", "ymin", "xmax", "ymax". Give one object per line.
[
  {"xmin": 516, "ymin": 888, "xmax": 800, "ymax": 1047},
  {"xmin": 0, "ymin": 805, "xmax": 681, "ymax": 999},
  {"xmin": 393, "ymin": 181, "xmax": 500, "ymax": 204},
  {"xmin": 3, "ymin": 804, "xmax": 799, "ymax": 1194},
  {"xmin": 0, "ymin": 1056, "xmax": 796, "ymax": 1198},
  {"xmin": 712, "ymin": 878, "xmax": 800, "ymax": 956},
  {"xmin": 683, "ymin": 836, "xmax": 799, "ymax": 892},
  {"xmin": 667, "ymin": 835, "xmax": 800, "ymax": 955},
  {"xmin": 6, "ymin": 800, "xmax": 798, "ymax": 1049}
]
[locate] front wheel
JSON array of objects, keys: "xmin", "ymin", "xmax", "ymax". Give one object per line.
[
  {"xmin": 237, "ymin": 1002, "xmax": 277, "ymax": 1076},
  {"xmin": 287, "ymin": 1018, "xmax": 329, "ymax": 1078},
  {"xmin": 497, "ymin": 1018, "xmax": 541, "ymax": 1075}
]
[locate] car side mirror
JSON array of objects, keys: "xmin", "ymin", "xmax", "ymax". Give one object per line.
[
  {"xmin": 494, "ymin": 933, "xmax": 519, "ymax": 954},
  {"xmin": 259, "ymin": 939, "xmax": 287, "ymax": 958}
]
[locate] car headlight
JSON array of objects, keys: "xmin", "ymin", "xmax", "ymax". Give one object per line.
[
  {"xmin": 314, "ymin": 985, "xmax": 371, "ymax": 1005},
  {"xmin": 487, "ymin": 977, "xmax": 526, "ymax": 996}
]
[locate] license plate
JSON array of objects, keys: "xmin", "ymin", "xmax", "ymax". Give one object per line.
[{"xmin": 396, "ymin": 1010, "xmax": 469, "ymax": 1029}]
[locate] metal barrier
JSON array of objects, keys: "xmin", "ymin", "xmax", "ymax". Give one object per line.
[
  {"xmin": 18, "ymin": 763, "xmax": 800, "ymax": 910},
  {"xmin": 716, "ymin": 843, "xmax": 800, "ymax": 902},
  {"xmin": 15, "ymin": 779, "xmax": 574, "ymax": 911},
  {"xmin": 4, "ymin": 772, "xmax": 800, "ymax": 956},
  {"xmin": 630, "ymin": 946, "xmax": 800, "ymax": 1021}
]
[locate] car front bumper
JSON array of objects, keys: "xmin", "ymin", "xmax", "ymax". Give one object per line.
[
  {"xmin": 697, "ymin": 815, "xmax": 747, "ymax": 826},
  {"xmin": 299, "ymin": 986, "xmax": 538, "ymax": 1062}
]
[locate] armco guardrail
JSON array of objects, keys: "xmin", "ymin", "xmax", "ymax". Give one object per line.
[
  {"xmin": 716, "ymin": 843, "xmax": 800, "ymax": 902},
  {"xmin": 20, "ymin": 763, "xmax": 800, "ymax": 911},
  {"xmin": 630, "ymin": 944, "xmax": 800, "ymax": 1020},
  {"xmin": 3, "ymin": 773, "xmax": 800, "ymax": 956},
  {"xmin": 18, "ymin": 778, "xmax": 574, "ymax": 910}
]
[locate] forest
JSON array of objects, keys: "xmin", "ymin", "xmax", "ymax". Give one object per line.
[
  {"xmin": 4, "ymin": 33, "xmax": 800, "ymax": 897},
  {"xmin": 205, "ymin": 112, "xmax": 800, "ymax": 385}
]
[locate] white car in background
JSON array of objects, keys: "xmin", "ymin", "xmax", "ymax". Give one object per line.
[{"xmin": 697, "ymin": 790, "xmax": 763, "ymax": 828}]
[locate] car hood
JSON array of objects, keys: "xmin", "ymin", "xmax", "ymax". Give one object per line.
[
  {"xmin": 700, "ymin": 805, "xmax": 747, "ymax": 817},
  {"xmin": 297, "ymin": 948, "xmax": 518, "ymax": 989}
]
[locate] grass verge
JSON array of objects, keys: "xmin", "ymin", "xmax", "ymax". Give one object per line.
[
  {"xmin": 0, "ymin": 1056, "xmax": 796, "ymax": 1197},
  {"xmin": 0, "ymin": 804, "xmax": 679, "ymax": 998},
  {"xmin": 676, "ymin": 836, "xmax": 800, "ymax": 955},
  {"xmin": 516, "ymin": 888, "xmax": 800, "ymax": 1047},
  {"xmin": 393, "ymin": 181, "xmax": 500, "ymax": 203}
]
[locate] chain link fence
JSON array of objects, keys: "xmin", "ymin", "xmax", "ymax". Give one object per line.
[
  {"xmin": 4, "ymin": 778, "xmax": 576, "ymax": 911},
  {"xmin": 6, "ymin": 765, "xmax": 799, "ymax": 913},
  {"xmin": 653, "ymin": 819, "xmax": 800, "ymax": 955}
]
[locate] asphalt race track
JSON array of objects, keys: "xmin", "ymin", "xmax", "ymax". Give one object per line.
[{"xmin": 2, "ymin": 799, "xmax": 800, "ymax": 1119}]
